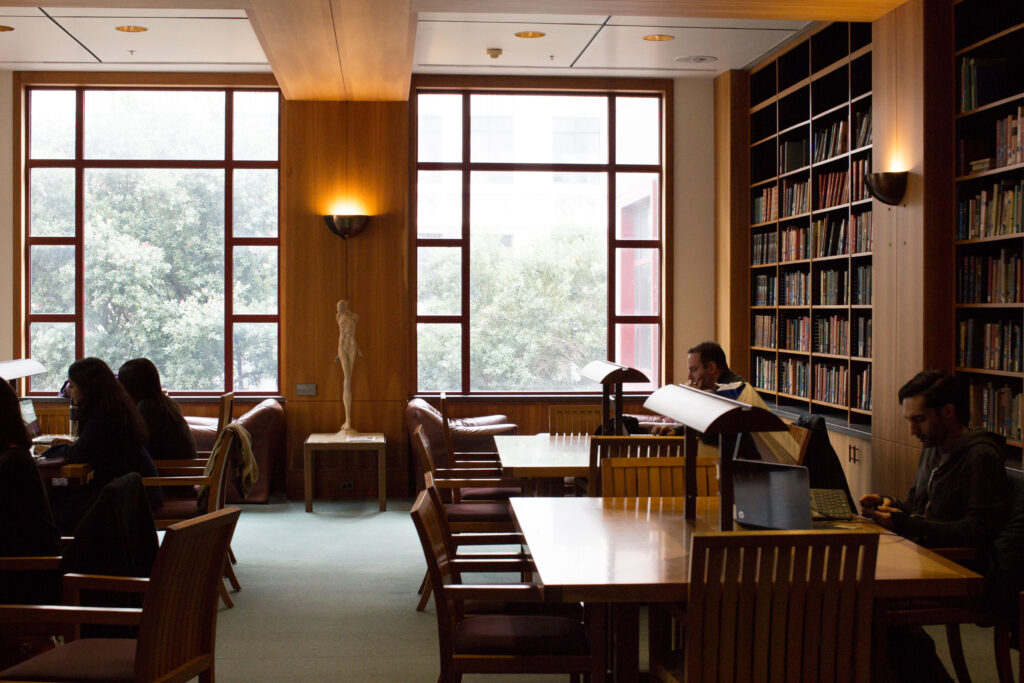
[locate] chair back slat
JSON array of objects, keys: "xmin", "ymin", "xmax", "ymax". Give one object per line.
[
  {"xmin": 598, "ymin": 454, "xmax": 718, "ymax": 497},
  {"xmin": 549, "ymin": 405, "xmax": 603, "ymax": 436},
  {"xmin": 590, "ymin": 436, "xmax": 699, "ymax": 495},
  {"xmin": 216, "ymin": 392, "xmax": 235, "ymax": 435},
  {"xmin": 683, "ymin": 531, "xmax": 877, "ymax": 683},
  {"xmin": 134, "ymin": 507, "xmax": 240, "ymax": 682}
]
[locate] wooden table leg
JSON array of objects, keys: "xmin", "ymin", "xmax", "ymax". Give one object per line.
[
  {"xmin": 377, "ymin": 445, "xmax": 387, "ymax": 511},
  {"xmin": 612, "ymin": 603, "xmax": 640, "ymax": 683},
  {"xmin": 304, "ymin": 446, "xmax": 314, "ymax": 513}
]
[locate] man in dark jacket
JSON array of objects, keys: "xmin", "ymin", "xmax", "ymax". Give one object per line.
[{"xmin": 860, "ymin": 369, "xmax": 1009, "ymax": 683}]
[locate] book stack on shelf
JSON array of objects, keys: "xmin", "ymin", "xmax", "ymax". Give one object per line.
[
  {"xmin": 954, "ymin": 0, "xmax": 1024, "ymax": 459},
  {"xmin": 746, "ymin": 21, "xmax": 873, "ymax": 428}
]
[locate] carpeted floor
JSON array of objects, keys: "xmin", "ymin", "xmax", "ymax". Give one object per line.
[{"xmin": 215, "ymin": 499, "xmax": 1014, "ymax": 682}]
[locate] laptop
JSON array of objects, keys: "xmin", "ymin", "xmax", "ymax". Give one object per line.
[
  {"xmin": 19, "ymin": 397, "xmax": 41, "ymax": 439},
  {"xmin": 732, "ymin": 459, "xmax": 858, "ymax": 530}
]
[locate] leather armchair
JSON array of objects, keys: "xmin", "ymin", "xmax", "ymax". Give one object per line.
[{"xmin": 405, "ymin": 398, "xmax": 517, "ymax": 469}]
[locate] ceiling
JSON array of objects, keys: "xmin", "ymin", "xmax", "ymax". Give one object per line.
[{"xmin": 0, "ymin": 0, "xmax": 907, "ymax": 100}]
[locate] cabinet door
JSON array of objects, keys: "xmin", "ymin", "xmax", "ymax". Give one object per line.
[{"xmin": 826, "ymin": 430, "xmax": 871, "ymax": 502}]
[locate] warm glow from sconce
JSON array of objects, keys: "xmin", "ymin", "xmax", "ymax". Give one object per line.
[
  {"xmin": 327, "ymin": 200, "xmax": 367, "ymax": 216},
  {"xmin": 886, "ymin": 145, "xmax": 909, "ymax": 173}
]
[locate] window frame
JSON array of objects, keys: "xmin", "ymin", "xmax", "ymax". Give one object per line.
[
  {"xmin": 410, "ymin": 76, "xmax": 673, "ymax": 395},
  {"xmin": 21, "ymin": 83, "xmax": 281, "ymax": 396}
]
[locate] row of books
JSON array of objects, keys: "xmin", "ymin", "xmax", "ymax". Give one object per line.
[
  {"xmin": 854, "ymin": 316, "xmax": 873, "ymax": 358},
  {"xmin": 850, "ymin": 158, "xmax": 871, "ymax": 202},
  {"xmin": 854, "ymin": 107, "xmax": 872, "ymax": 149},
  {"xmin": 781, "ymin": 271, "xmax": 809, "ymax": 306},
  {"xmin": 782, "ymin": 178, "xmax": 810, "ymax": 217},
  {"xmin": 753, "ymin": 355, "xmax": 777, "ymax": 391},
  {"xmin": 753, "ymin": 314, "xmax": 776, "ymax": 347},
  {"xmin": 779, "ymin": 358, "xmax": 810, "ymax": 398},
  {"xmin": 781, "ymin": 315, "xmax": 811, "ymax": 352},
  {"xmin": 813, "ymin": 364, "xmax": 848, "ymax": 405},
  {"xmin": 966, "ymin": 380, "xmax": 1021, "ymax": 442},
  {"xmin": 782, "ymin": 139, "xmax": 809, "ymax": 173},
  {"xmin": 754, "ymin": 274, "xmax": 778, "ymax": 306},
  {"xmin": 853, "ymin": 366, "xmax": 872, "ymax": 411},
  {"xmin": 780, "ymin": 226, "xmax": 809, "ymax": 261},
  {"xmin": 852, "ymin": 211, "xmax": 873, "ymax": 253},
  {"xmin": 812, "ymin": 216, "xmax": 847, "ymax": 257},
  {"xmin": 854, "ymin": 265, "xmax": 873, "ymax": 305},
  {"xmin": 957, "ymin": 318, "xmax": 1023, "ymax": 371},
  {"xmin": 816, "ymin": 171, "xmax": 850, "ymax": 210},
  {"xmin": 751, "ymin": 232, "xmax": 778, "ymax": 265},
  {"xmin": 957, "ymin": 250, "xmax": 1023, "ymax": 304},
  {"xmin": 812, "ymin": 120, "xmax": 848, "ymax": 163},
  {"xmin": 960, "ymin": 57, "xmax": 1006, "ymax": 113},
  {"xmin": 995, "ymin": 108, "xmax": 1024, "ymax": 168},
  {"xmin": 813, "ymin": 314, "xmax": 849, "ymax": 355},
  {"xmin": 752, "ymin": 186, "xmax": 779, "ymax": 224},
  {"xmin": 956, "ymin": 180, "xmax": 1024, "ymax": 239},
  {"xmin": 819, "ymin": 269, "xmax": 847, "ymax": 306}
]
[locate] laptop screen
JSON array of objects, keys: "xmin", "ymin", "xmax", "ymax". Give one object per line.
[
  {"xmin": 19, "ymin": 398, "xmax": 41, "ymax": 438},
  {"xmin": 732, "ymin": 459, "xmax": 812, "ymax": 530}
]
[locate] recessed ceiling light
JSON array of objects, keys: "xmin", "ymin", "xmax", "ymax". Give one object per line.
[
  {"xmin": 115, "ymin": 25, "xmax": 148, "ymax": 33},
  {"xmin": 675, "ymin": 55, "xmax": 719, "ymax": 63},
  {"xmin": 643, "ymin": 34, "xmax": 674, "ymax": 42},
  {"xmin": 515, "ymin": 31, "xmax": 545, "ymax": 39},
  {"xmin": 0, "ymin": 26, "xmax": 13, "ymax": 32}
]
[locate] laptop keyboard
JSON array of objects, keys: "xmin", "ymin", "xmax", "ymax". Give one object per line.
[{"xmin": 810, "ymin": 488, "xmax": 853, "ymax": 521}]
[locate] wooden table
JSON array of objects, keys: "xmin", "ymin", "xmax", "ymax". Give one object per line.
[
  {"xmin": 303, "ymin": 432, "xmax": 386, "ymax": 512},
  {"xmin": 494, "ymin": 433, "xmax": 590, "ymax": 479},
  {"xmin": 511, "ymin": 496, "xmax": 984, "ymax": 681}
]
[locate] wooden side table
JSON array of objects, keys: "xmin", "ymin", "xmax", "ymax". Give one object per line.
[{"xmin": 304, "ymin": 432, "xmax": 387, "ymax": 512}]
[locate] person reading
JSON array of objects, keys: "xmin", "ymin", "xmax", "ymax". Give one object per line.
[{"xmin": 117, "ymin": 358, "xmax": 198, "ymax": 462}]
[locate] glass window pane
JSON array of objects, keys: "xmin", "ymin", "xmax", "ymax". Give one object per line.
[
  {"xmin": 418, "ymin": 247, "xmax": 461, "ymax": 316},
  {"xmin": 469, "ymin": 171, "xmax": 607, "ymax": 391},
  {"xmin": 29, "ymin": 322, "xmax": 75, "ymax": 392},
  {"xmin": 84, "ymin": 90, "xmax": 225, "ymax": 160},
  {"xmin": 30, "ymin": 245, "xmax": 75, "ymax": 314},
  {"xmin": 234, "ymin": 323, "xmax": 278, "ymax": 391},
  {"xmin": 233, "ymin": 169, "xmax": 278, "ymax": 237},
  {"xmin": 233, "ymin": 246, "xmax": 278, "ymax": 314},
  {"xmin": 616, "ymin": 173, "xmax": 660, "ymax": 239},
  {"xmin": 471, "ymin": 94, "xmax": 608, "ymax": 164},
  {"xmin": 233, "ymin": 91, "xmax": 279, "ymax": 161},
  {"xmin": 616, "ymin": 248, "xmax": 659, "ymax": 315},
  {"xmin": 616, "ymin": 323, "xmax": 658, "ymax": 392},
  {"xmin": 616, "ymin": 97, "xmax": 659, "ymax": 165},
  {"xmin": 418, "ymin": 323, "xmax": 461, "ymax": 392},
  {"xmin": 418, "ymin": 93, "xmax": 462, "ymax": 162},
  {"xmin": 30, "ymin": 89, "xmax": 76, "ymax": 159},
  {"xmin": 417, "ymin": 171, "xmax": 462, "ymax": 239},
  {"xmin": 83, "ymin": 168, "xmax": 225, "ymax": 391},
  {"xmin": 30, "ymin": 168, "xmax": 75, "ymax": 237}
]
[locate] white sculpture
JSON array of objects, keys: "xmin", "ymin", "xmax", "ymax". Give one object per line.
[{"xmin": 335, "ymin": 299, "xmax": 362, "ymax": 433}]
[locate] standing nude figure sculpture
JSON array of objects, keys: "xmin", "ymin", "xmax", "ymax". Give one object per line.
[{"xmin": 336, "ymin": 299, "xmax": 362, "ymax": 433}]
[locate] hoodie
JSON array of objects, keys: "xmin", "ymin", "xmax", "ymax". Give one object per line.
[{"xmin": 888, "ymin": 429, "xmax": 1009, "ymax": 548}]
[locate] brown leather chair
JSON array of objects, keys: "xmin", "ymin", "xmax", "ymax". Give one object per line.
[{"xmin": 406, "ymin": 398, "xmax": 516, "ymax": 470}]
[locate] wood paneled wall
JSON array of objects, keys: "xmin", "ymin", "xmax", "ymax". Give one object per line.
[{"xmin": 280, "ymin": 100, "xmax": 410, "ymax": 500}]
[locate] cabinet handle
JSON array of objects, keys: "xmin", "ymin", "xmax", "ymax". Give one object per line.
[{"xmin": 848, "ymin": 444, "xmax": 859, "ymax": 464}]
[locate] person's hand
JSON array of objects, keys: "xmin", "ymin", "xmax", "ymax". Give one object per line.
[
  {"xmin": 858, "ymin": 493, "xmax": 889, "ymax": 514},
  {"xmin": 651, "ymin": 425, "xmax": 675, "ymax": 436}
]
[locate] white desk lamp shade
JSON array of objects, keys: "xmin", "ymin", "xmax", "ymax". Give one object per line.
[{"xmin": 0, "ymin": 359, "xmax": 47, "ymax": 381}]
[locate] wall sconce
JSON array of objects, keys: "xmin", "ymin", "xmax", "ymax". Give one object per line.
[
  {"xmin": 864, "ymin": 172, "xmax": 908, "ymax": 206},
  {"xmin": 323, "ymin": 214, "xmax": 370, "ymax": 239}
]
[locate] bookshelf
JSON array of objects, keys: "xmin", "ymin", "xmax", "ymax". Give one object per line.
[
  {"xmin": 954, "ymin": 0, "xmax": 1024, "ymax": 451},
  {"xmin": 747, "ymin": 22, "xmax": 873, "ymax": 429}
]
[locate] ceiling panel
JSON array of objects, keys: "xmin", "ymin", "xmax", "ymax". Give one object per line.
[
  {"xmin": 53, "ymin": 16, "xmax": 268, "ymax": 65},
  {"xmin": 0, "ymin": 8, "xmax": 47, "ymax": 17},
  {"xmin": 418, "ymin": 12, "xmax": 607, "ymax": 24},
  {"xmin": 607, "ymin": 16, "xmax": 808, "ymax": 29},
  {"xmin": 42, "ymin": 8, "xmax": 248, "ymax": 18},
  {"xmin": 575, "ymin": 24, "xmax": 800, "ymax": 73},
  {"xmin": 0, "ymin": 16, "xmax": 99, "ymax": 64},
  {"xmin": 415, "ymin": 20, "xmax": 600, "ymax": 68}
]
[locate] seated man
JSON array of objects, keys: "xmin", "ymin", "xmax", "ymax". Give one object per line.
[{"xmin": 860, "ymin": 369, "xmax": 1010, "ymax": 683}]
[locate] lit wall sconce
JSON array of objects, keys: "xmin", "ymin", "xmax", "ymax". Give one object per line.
[
  {"xmin": 864, "ymin": 171, "xmax": 908, "ymax": 206},
  {"xmin": 323, "ymin": 214, "xmax": 370, "ymax": 239}
]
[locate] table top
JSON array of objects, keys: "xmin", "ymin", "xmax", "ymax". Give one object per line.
[
  {"xmin": 494, "ymin": 433, "xmax": 590, "ymax": 478},
  {"xmin": 305, "ymin": 432, "xmax": 385, "ymax": 448},
  {"xmin": 510, "ymin": 496, "xmax": 983, "ymax": 603}
]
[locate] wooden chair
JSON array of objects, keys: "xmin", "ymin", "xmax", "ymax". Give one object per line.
[
  {"xmin": 549, "ymin": 404, "xmax": 603, "ymax": 436},
  {"xmin": 600, "ymin": 455, "xmax": 718, "ymax": 497},
  {"xmin": 0, "ymin": 507, "xmax": 240, "ymax": 683},
  {"xmin": 588, "ymin": 435, "xmax": 691, "ymax": 496},
  {"xmin": 651, "ymin": 529, "xmax": 879, "ymax": 683},
  {"xmin": 438, "ymin": 393, "xmax": 504, "ymax": 469},
  {"xmin": 410, "ymin": 489, "xmax": 605, "ymax": 683},
  {"xmin": 786, "ymin": 422, "xmax": 814, "ymax": 464}
]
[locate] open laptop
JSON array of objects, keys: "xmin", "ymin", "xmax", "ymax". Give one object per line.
[
  {"xmin": 19, "ymin": 397, "xmax": 41, "ymax": 439},
  {"xmin": 732, "ymin": 459, "xmax": 855, "ymax": 530}
]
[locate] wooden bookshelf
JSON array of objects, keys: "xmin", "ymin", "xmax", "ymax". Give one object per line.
[
  {"xmin": 954, "ymin": 0, "xmax": 1024, "ymax": 451},
  {"xmin": 747, "ymin": 21, "xmax": 874, "ymax": 428}
]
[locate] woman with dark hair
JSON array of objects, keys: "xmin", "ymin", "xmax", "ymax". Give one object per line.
[
  {"xmin": 46, "ymin": 357, "xmax": 162, "ymax": 533},
  {"xmin": 118, "ymin": 358, "xmax": 197, "ymax": 462}
]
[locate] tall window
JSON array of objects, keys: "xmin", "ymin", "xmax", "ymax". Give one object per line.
[
  {"xmin": 25, "ymin": 87, "xmax": 280, "ymax": 394},
  {"xmin": 414, "ymin": 88, "xmax": 664, "ymax": 393}
]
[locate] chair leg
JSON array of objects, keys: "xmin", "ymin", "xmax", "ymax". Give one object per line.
[
  {"xmin": 418, "ymin": 571, "xmax": 429, "ymax": 595},
  {"xmin": 993, "ymin": 623, "xmax": 1014, "ymax": 683},
  {"xmin": 944, "ymin": 624, "xmax": 972, "ymax": 683},
  {"xmin": 224, "ymin": 558, "xmax": 241, "ymax": 592},
  {"xmin": 218, "ymin": 578, "xmax": 234, "ymax": 608},
  {"xmin": 228, "ymin": 546, "xmax": 238, "ymax": 564},
  {"xmin": 417, "ymin": 578, "xmax": 433, "ymax": 611}
]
